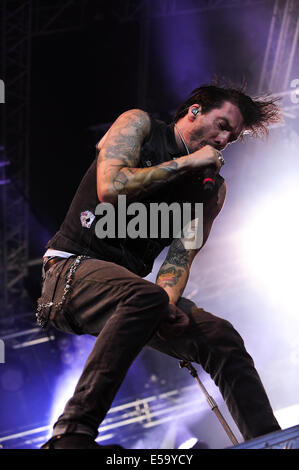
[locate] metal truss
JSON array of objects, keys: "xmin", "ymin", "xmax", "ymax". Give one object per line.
[
  {"xmin": 258, "ymin": 0, "xmax": 299, "ymax": 94},
  {"xmin": 0, "ymin": 383, "xmax": 208, "ymax": 449},
  {"xmin": 104, "ymin": 0, "xmax": 271, "ymax": 23},
  {"xmin": 1, "ymin": 314, "xmax": 56, "ymax": 350},
  {"xmin": 32, "ymin": 0, "xmax": 85, "ymax": 36},
  {"xmin": 0, "ymin": 0, "xmax": 83, "ymax": 327},
  {"xmin": 0, "ymin": 0, "xmax": 33, "ymax": 325}
]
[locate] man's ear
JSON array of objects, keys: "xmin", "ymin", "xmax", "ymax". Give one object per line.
[{"xmin": 189, "ymin": 105, "xmax": 202, "ymax": 120}]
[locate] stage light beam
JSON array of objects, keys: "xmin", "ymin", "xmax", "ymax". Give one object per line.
[{"xmin": 238, "ymin": 185, "xmax": 299, "ymax": 318}]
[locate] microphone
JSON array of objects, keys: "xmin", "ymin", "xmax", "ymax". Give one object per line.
[{"xmin": 201, "ymin": 165, "xmax": 216, "ymax": 192}]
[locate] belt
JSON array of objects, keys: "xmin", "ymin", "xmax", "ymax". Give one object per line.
[{"xmin": 43, "ymin": 256, "xmax": 66, "ymax": 274}]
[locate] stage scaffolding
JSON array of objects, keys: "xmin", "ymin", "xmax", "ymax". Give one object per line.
[{"xmin": 0, "ymin": 0, "xmax": 298, "ymax": 447}]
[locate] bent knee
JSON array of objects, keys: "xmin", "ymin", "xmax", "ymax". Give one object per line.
[
  {"xmin": 125, "ymin": 279, "xmax": 169, "ymax": 307},
  {"xmin": 140, "ymin": 282, "xmax": 169, "ymax": 306},
  {"xmin": 214, "ymin": 317, "xmax": 247, "ymax": 351},
  {"xmin": 193, "ymin": 309, "xmax": 246, "ymax": 348}
]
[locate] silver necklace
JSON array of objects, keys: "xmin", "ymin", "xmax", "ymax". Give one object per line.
[{"xmin": 174, "ymin": 123, "xmax": 190, "ymax": 155}]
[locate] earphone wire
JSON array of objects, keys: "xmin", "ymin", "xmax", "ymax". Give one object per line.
[{"xmin": 174, "ymin": 123, "xmax": 190, "ymax": 155}]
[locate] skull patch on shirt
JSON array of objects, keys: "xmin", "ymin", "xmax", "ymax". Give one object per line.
[{"xmin": 80, "ymin": 210, "xmax": 95, "ymax": 229}]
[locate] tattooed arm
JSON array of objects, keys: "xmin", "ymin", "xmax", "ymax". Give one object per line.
[
  {"xmin": 97, "ymin": 109, "xmax": 186, "ymax": 204},
  {"xmin": 156, "ymin": 181, "xmax": 227, "ymax": 304},
  {"xmin": 96, "ymin": 109, "xmax": 222, "ymax": 204},
  {"xmin": 156, "ymin": 238, "xmax": 192, "ymax": 305}
]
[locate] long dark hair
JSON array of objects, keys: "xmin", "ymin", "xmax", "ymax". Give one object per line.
[{"xmin": 174, "ymin": 81, "xmax": 282, "ymax": 137}]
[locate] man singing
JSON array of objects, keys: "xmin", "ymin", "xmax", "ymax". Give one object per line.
[{"xmin": 37, "ymin": 84, "xmax": 282, "ymax": 449}]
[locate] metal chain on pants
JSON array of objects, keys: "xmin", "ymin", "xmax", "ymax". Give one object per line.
[{"xmin": 36, "ymin": 255, "xmax": 89, "ymax": 329}]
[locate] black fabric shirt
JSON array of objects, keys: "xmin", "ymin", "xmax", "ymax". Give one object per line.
[{"xmin": 46, "ymin": 116, "xmax": 225, "ymax": 277}]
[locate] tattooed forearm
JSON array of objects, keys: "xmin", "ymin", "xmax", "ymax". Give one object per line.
[
  {"xmin": 156, "ymin": 239, "xmax": 193, "ymax": 304},
  {"xmin": 156, "ymin": 266, "xmax": 184, "ymax": 287},
  {"xmin": 112, "ymin": 160, "xmax": 179, "ymax": 199},
  {"xmin": 156, "ymin": 262, "xmax": 189, "ymax": 304}
]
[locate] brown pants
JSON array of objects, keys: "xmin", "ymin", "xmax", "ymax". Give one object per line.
[{"xmin": 38, "ymin": 256, "xmax": 280, "ymax": 441}]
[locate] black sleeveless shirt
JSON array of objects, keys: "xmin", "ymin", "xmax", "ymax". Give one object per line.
[{"xmin": 46, "ymin": 116, "xmax": 225, "ymax": 277}]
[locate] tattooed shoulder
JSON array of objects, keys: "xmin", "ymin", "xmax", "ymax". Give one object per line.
[
  {"xmin": 97, "ymin": 109, "xmax": 150, "ymax": 154},
  {"xmin": 96, "ymin": 109, "xmax": 151, "ymax": 173}
]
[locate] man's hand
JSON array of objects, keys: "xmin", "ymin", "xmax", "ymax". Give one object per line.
[{"xmin": 188, "ymin": 145, "xmax": 223, "ymax": 174}]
